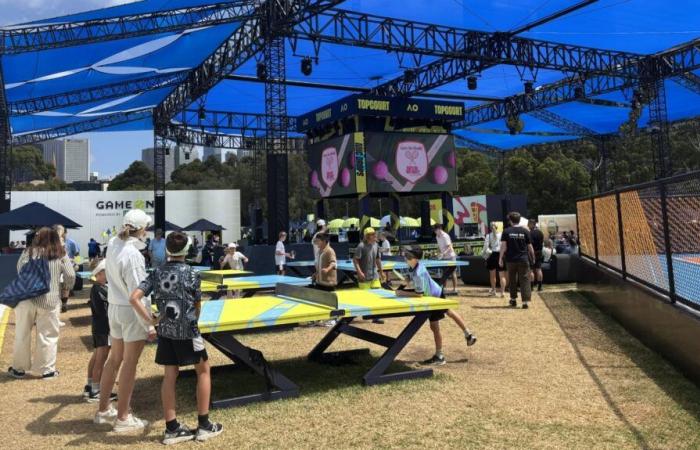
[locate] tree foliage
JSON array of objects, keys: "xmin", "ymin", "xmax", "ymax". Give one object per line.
[
  {"xmin": 11, "ymin": 145, "xmax": 55, "ymax": 184},
  {"xmin": 108, "ymin": 161, "xmax": 155, "ymax": 191}
]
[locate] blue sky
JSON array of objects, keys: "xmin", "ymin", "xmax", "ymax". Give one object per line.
[{"xmin": 1, "ymin": 0, "xmax": 150, "ymax": 178}]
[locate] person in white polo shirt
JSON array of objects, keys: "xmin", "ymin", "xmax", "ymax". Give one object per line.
[
  {"xmin": 94, "ymin": 209, "xmax": 155, "ymax": 432},
  {"xmin": 434, "ymin": 223, "xmax": 458, "ymax": 294}
]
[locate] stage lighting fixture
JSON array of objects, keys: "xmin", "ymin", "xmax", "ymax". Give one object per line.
[
  {"xmin": 257, "ymin": 62, "xmax": 267, "ymax": 80},
  {"xmin": 524, "ymin": 81, "xmax": 534, "ymax": 94},
  {"xmin": 198, "ymin": 107, "xmax": 206, "ymax": 120},
  {"xmin": 467, "ymin": 76, "xmax": 477, "ymax": 90},
  {"xmin": 301, "ymin": 57, "xmax": 313, "ymax": 76},
  {"xmin": 574, "ymin": 86, "xmax": 584, "ymax": 99},
  {"xmin": 404, "ymin": 69, "xmax": 417, "ymax": 83}
]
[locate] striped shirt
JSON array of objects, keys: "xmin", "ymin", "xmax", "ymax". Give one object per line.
[{"xmin": 17, "ymin": 251, "xmax": 76, "ymax": 310}]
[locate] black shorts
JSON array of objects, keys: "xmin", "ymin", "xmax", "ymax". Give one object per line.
[
  {"xmin": 156, "ymin": 336, "xmax": 209, "ymax": 367},
  {"xmin": 532, "ymin": 251, "xmax": 543, "ymax": 269},
  {"xmin": 485, "ymin": 252, "xmax": 502, "ymax": 271},
  {"xmin": 92, "ymin": 334, "xmax": 110, "ymax": 349},
  {"xmin": 429, "ymin": 288, "xmax": 447, "ymax": 322}
]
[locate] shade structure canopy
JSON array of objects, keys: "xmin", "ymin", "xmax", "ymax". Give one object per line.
[
  {"xmin": 327, "ymin": 218, "xmax": 345, "ymax": 230},
  {"xmin": 0, "ymin": 202, "xmax": 81, "ymax": 230},
  {"xmin": 147, "ymin": 220, "xmax": 183, "ymax": 232},
  {"xmin": 183, "ymin": 218, "xmax": 226, "ymax": 232}
]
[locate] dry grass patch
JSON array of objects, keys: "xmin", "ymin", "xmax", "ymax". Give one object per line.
[{"xmin": 0, "ymin": 286, "xmax": 699, "ymax": 449}]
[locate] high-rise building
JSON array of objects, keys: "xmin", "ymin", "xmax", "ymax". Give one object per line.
[
  {"xmin": 202, "ymin": 146, "xmax": 237, "ymax": 163},
  {"xmin": 141, "ymin": 146, "xmax": 198, "ymax": 182},
  {"xmin": 41, "ymin": 139, "xmax": 90, "ymax": 183}
]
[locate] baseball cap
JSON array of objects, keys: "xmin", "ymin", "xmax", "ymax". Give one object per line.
[
  {"xmin": 123, "ymin": 209, "xmax": 151, "ymax": 230},
  {"xmin": 91, "ymin": 260, "xmax": 106, "ymax": 278},
  {"xmin": 227, "ymin": 243, "xmax": 237, "ymax": 249},
  {"xmin": 316, "ymin": 219, "xmax": 326, "ymax": 227},
  {"xmin": 363, "ymin": 227, "xmax": 376, "ymax": 236}
]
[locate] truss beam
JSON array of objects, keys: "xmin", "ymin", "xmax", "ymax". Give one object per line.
[
  {"xmin": 11, "ymin": 109, "xmax": 151, "ymax": 146},
  {"xmin": 528, "ymin": 109, "xmax": 597, "ymax": 137},
  {"xmin": 453, "ymin": 136, "xmax": 501, "ymax": 156},
  {"xmin": 175, "ymin": 109, "xmax": 297, "ymax": 135},
  {"xmin": 0, "ymin": 56, "xmax": 11, "ymax": 247},
  {"xmin": 673, "ymin": 71, "xmax": 700, "ymax": 95},
  {"xmin": 1, "ymin": 1, "xmax": 260, "ymax": 54},
  {"xmin": 159, "ymin": 123, "xmax": 304, "ymax": 151}
]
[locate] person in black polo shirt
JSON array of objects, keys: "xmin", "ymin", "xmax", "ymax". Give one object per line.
[
  {"xmin": 499, "ymin": 212, "xmax": 535, "ymax": 309},
  {"xmin": 528, "ymin": 219, "xmax": 545, "ymax": 292}
]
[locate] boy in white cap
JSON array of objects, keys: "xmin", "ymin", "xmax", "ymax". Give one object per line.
[{"xmin": 83, "ymin": 260, "xmax": 117, "ymax": 403}]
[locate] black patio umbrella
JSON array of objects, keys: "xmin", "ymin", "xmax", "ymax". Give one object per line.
[
  {"xmin": 147, "ymin": 221, "xmax": 183, "ymax": 232},
  {"xmin": 183, "ymin": 218, "xmax": 226, "ymax": 232},
  {"xmin": 0, "ymin": 202, "xmax": 81, "ymax": 230}
]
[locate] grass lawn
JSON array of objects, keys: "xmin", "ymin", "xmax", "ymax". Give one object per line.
[{"xmin": 1, "ymin": 286, "xmax": 699, "ymax": 449}]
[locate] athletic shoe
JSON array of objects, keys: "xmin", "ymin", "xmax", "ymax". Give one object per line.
[
  {"xmin": 163, "ymin": 425, "xmax": 196, "ymax": 445},
  {"xmin": 8, "ymin": 367, "xmax": 25, "ymax": 379},
  {"xmin": 509, "ymin": 299, "xmax": 517, "ymax": 308},
  {"xmin": 58, "ymin": 321, "xmax": 66, "ymax": 327},
  {"xmin": 465, "ymin": 333, "xmax": 477, "ymax": 346},
  {"xmin": 87, "ymin": 391, "xmax": 118, "ymax": 403},
  {"xmin": 42, "ymin": 371, "xmax": 59, "ymax": 380},
  {"xmin": 195, "ymin": 422, "xmax": 224, "ymax": 442},
  {"xmin": 323, "ymin": 320, "xmax": 337, "ymax": 328},
  {"xmin": 421, "ymin": 354, "xmax": 446, "ymax": 366},
  {"xmin": 499, "ymin": 292, "xmax": 505, "ymax": 298},
  {"xmin": 83, "ymin": 385, "xmax": 91, "ymax": 398},
  {"xmin": 94, "ymin": 406, "xmax": 118, "ymax": 425},
  {"xmin": 488, "ymin": 289, "xmax": 496, "ymax": 297},
  {"xmin": 537, "ymin": 285, "xmax": 543, "ymax": 292},
  {"xmin": 522, "ymin": 302, "xmax": 529, "ymax": 310},
  {"xmin": 113, "ymin": 414, "xmax": 149, "ymax": 433}
]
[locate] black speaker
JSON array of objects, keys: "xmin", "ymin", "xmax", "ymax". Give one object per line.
[
  {"xmin": 253, "ymin": 208, "xmax": 263, "ymax": 243},
  {"xmin": 420, "ymin": 200, "xmax": 432, "ymax": 238}
]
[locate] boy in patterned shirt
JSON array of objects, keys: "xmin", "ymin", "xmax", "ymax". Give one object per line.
[{"xmin": 130, "ymin": 231, "xmax": 223, "ymax": 445}]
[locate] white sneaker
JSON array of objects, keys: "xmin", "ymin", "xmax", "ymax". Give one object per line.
[
  {"xmin": 94, "ymin": 405, "xmax": 118, "ymax": 425},
  {"xmin": 488, "ymin": 289, "xmax": 496, "ymax": 297},
  {"xmin": 113, "ymin": 414, "xmax": 149, "ymax": 433},
  {"xmin": 58, "ymin": 321, "xmax": 66, "ymax": 327}
]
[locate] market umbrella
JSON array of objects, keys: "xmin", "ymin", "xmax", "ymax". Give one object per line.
[
  {"xmin": 402, "ymin": 217, "xmax": 420, "ymax": 227},
  {"xmin": 147, "ymin": 221, "xmax": 183, "ymax": 232},
  {"xmin": 327, "ymin": 218, "xmax": 345, "ymax": 230},
  {"xmin": 183, "ymin": 218, "xmax": 226, "ymax": 232},
  {"xmin": 369, "ymin": 217, "xmax": 381, "ymax": 228},
  {"xmin": 343, "ymin": 217, "xmax": 359, "ymax": 228},
  {"xmin": 0, "ymin": 202, "xmax": 81, "ymax": 230},
  {"xmin": 416, "ymin": 217, "xmax": 437, "ymax": 226}
]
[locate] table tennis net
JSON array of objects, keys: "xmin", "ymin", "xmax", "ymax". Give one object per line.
[{"xmin": 275, "ymin": 284, "xmax": 339, "ymax": 310}]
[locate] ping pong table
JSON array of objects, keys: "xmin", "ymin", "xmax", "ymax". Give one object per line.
[
  {"xmin": 76, "ymin": 267, "xmax": 252, "ymax": 281},
  {"xmin": 198, "ymin": 284, "xmax": 458, "ymax": 408},
  {"xmin": 200, "ymin": 274, "xmax": 311, "ymax": 298}
]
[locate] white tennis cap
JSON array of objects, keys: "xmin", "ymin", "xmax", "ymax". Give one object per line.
[
  {"xmin": 227, "ymin": 243, "xmax": 237, "ymax": 248},
  {"xmin": 316, "ymin": 219, "xmax": 326, "ymax": 226},
  {"xmin": 91, "ymin": 260, "xmax": 106, "ymax": 278},
  {"xmin": 123, "ymin": 209, "xmax": 152, "ymax": 230}
]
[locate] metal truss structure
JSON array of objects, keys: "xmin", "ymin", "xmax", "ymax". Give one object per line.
[
  {"xmin": 0, "ymin": 58, "xmax": 11, "ymax": 247},
  {"xmin": 674, "ymin": 71, "xmax": 700, "ymax": 95},
  {"xmin": 528, "ymin": 109, "xmax": 597, "ymax": 138},
  {"xmin": 1, "ymin": 1, "xmax": 260, "ymax": 54}
]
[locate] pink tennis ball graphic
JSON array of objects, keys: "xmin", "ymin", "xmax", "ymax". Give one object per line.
[
  {"xmin": 340, "ymin": 168, "xmax": 351, "ymax": 187},
  {"xmin": 348, "ymin": 152, "xmax": 355, "ymax": 169},
  {"xmin": 445, "ymin": 150, "xmax": 457, "ymax": 168},
  {"xmin": 373, "ymin": 161, "xmax": 389, "ymax": 180},
  {"xmin": 432, "ymin": 165, "xmax": 449, "ymax": 185},
  {"xmin": 310, "ymin": 170, "xmax": 320, "ymax": 188}
]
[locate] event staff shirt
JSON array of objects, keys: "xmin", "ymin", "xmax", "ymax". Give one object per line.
[
  {"xmin": 354, "ymin": 241, "xmax": 379, "ymax": 281},
  {"xmin": 501, "ymin": 226, "xmax": 532, "ymax": 263},
  {"xmin": 530, "ymin": 228, "xmax": 544, "ymax": 252},
  {"xmin": 149, "ymin": 238, "xmax": 167, "ymax": 266}
]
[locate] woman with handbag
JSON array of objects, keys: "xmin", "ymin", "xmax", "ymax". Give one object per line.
[{"xmin": 8, "ymin": 227, "xmax": 75, "ymax": 379}]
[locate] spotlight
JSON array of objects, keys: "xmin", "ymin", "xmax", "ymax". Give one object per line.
[
  {"xmin": 256, "ymin": 62, "xmax": 267, "ymax": 80},
  {"xmin": 198, "ymin": 107, "xmax": 206, "ymax": 120},
  {"xmin": 524, "ymin": 81, "xmax": 534, "ymax": 94},
  {"xmin": 404, "ymin": 69, "xmax": 416, "ymax": 83},
  {"xmin": 301, "ymin": 57, "xmax": 313, "ymax": 76},
  {"xmin": 467, "ymin": 76, "xmax": 477, "ymax": 91},
  {"xmin": 574, "ymin": 86, "xmax": 584, "ymax": 99}
]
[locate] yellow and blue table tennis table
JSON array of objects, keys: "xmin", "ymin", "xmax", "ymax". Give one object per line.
[
  {"xmin": 200, "ymin": 274, "xmax": 311, "ymax": 298},
  {"xmin": 197, "ymin": 284, "xmax": 458, "ymax": 409}
]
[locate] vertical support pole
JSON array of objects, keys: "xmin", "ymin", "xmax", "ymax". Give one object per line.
[
  {"xmin": 316, "ymin": 199, "xmax": 325, "ymax": 222},
  {"xmin": 591, "ymin": 196, "xmax": 599, "ymax": 265},
  {"xmin": 615, "ymin": 191, "xmax": 626, "ymax": 278},
  {"xmin": 389, "ymin": 193, "xmax": 401, "ymax": 243},
  {"xmin": 0, "ymin": 55, "xmax": 12, "ymax": 247},
  {"xmin": 153, "ymin": 133, "xmax": 167, "ymax": 233},
  {"xmin": 441, "ymin": 191, "xmax": 455, "ymax": 239},
  {"xmin": 659, "ymin": 181, "xmax": 676, "ymax": 302},
  {"xmin": 358, "ymin": 194, "xmax": 371, "ymax": 234},
  {"xmin": 645, "ymin": 63, "xmax": 672, "ymax": 179}
]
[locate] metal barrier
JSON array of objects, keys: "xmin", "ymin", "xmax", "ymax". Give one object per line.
[{"xmin": 576, "ymin": 170, "xmax": 700, "ymax": 311}]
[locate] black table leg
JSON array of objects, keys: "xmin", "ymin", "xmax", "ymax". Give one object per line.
[{"xmin": 205, "ymin": 332, "xmax": 299, "ymax": 409}]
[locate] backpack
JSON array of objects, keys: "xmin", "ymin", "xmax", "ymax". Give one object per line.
[{"xmin": 0, "ymin": 257, "xmax": 51, "ymax": 308}]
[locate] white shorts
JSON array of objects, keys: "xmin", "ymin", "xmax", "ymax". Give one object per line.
[{"xmin": 108, "ymin": 304, "xmax": 148, "ymax": 343}]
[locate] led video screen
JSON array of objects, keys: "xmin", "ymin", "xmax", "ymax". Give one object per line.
[{"xmin": 307, "ymin": 133, "xmax": 360, "ymax": 198}]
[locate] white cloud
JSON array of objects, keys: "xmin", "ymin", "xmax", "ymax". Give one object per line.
[{"xmin": 0, "ymin": 0, "xmax": 142, "ymax": 26}]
